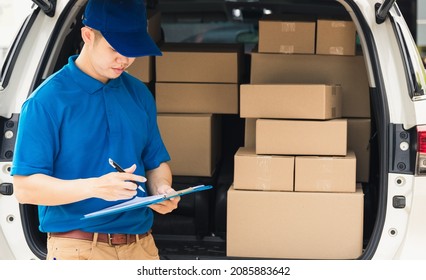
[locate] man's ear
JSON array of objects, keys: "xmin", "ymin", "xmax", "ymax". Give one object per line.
[{"xmin": 81, "ymin": 26, "xmax": 95, "ymax": 44}]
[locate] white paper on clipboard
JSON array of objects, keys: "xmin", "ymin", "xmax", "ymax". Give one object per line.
[{"xmin": 81, "ymin": 184, "xmax": 212, "ymax": 220}]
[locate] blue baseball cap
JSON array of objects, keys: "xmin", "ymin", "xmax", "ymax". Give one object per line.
[{"xmin": 82, "ymin": 0, "xmax": 162, "ymax": 57}]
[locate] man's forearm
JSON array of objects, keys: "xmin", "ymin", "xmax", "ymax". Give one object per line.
[{"xmin": 146, "ymin": 162, "xmax": 172, "ymax": 195}]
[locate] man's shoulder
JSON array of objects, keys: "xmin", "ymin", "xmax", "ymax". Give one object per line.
[{"xmin": 27, "ymin": 66, "xmax": 78, "ymax": 109}]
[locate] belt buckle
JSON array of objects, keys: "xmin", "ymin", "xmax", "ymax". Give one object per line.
[{"xmin": 107, "ymin": 233, "xmax": 113, "ymax": 246}]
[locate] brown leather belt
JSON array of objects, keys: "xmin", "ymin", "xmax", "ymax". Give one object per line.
[{"xmin": 50, "ymin": 230, "xmax": 151, "ymax": 246}]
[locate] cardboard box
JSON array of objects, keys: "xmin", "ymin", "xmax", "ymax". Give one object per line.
[
  {"xmin": 157, "ymin": 114, "xmax": 221, "ymax": 176},
  {"xmin": 256, "ymin": 119, "xmax": 347, "ymax": 156},
  {"xmin": 240, "ymin": 84, "xmax": 342, "ymax": 119},
  {"xmin": 295, "ymin": 151, "xmax": 356, "ymax": 192},
  {"xmin": 348, "ymin": 118, "xmax": 371, "ymax": 182},
  {"xmin": 258, "ymin": 19, "xmax": 316, "ymax": 54},
  {"xmin": 234, "ymin": 147, "xmax": 294, "ymax": 191},
  {"xmin": 250, "ymin": 52, "xmax": 369, "ymax": 118},
  {"xmin": 156, "ymin": 43, "xmax": 244, "ymax": 83},
  {"xmin": 316, "ymin": 19, "xmax": 356, "ymax": 56},
  {"xmin": 126, "ymin": 56, "xmax": 154, "ymax": 83},
  {"xmin": 156, "ymin": 83, "xmax": 239, "ymax": 114},
  {"xmin": 227, "ymin": 185, "xmax": 364, "ymax": 259}
]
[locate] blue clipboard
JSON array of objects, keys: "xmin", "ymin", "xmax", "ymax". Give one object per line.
[{"xmin": 81, "ymin": 185, "xmax": 213, "ymax": 220}]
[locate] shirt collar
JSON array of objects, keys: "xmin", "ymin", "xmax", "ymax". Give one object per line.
[{"xmin": 67, "ymin": 55, "xmax": 122, "ymax": 94}]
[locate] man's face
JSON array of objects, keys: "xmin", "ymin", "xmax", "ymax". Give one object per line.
[{"xmin": 88, "ymin": 30, "xmax": 136, "ymax": 83}]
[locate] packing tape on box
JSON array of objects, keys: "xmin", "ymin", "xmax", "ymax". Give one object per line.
[
  {"xmin": 329, "ymin": 46, "xmax": 345, "ymax": 55},
  {"xmin": 331, "ymin": 21, "xmax": 347, "ymax": 28},
  {"xmin": 280, "ymin": 45, "xmax": 295, "ymax": 54},
  {"xmin": 257, "ymin": 156, "xmax": 272, "ymax": 190},
  {"xmin": 281, "ymin": 22, "xmax": 296, "ymax": 32}
]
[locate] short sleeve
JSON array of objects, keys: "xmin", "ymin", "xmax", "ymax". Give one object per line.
[{"xmin": 11, "ymin": 98, "xmax": 59, "ymax": 176}]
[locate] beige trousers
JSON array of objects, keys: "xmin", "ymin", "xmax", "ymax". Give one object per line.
[{"xmin": 46, "ymin": 232, "xmax": 160, "ymax": 260}]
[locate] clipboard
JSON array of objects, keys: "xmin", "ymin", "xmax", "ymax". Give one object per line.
[{"xmin": 81, "ymin": 184, "xmax": 213, "ymax": 220}]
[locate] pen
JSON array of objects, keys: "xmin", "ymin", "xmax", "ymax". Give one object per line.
[{"xmin": 108, "ymin": 158, "xmax": 145, "ymax": 193}]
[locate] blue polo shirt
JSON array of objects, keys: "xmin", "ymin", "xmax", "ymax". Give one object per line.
[{"xmin": 11, "ymin": 55, "xmax": 170, "ymax": 234}]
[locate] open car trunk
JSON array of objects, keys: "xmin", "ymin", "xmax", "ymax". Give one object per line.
[{"xmin": 18, "ymin": 0, "xmax": 387, "ymax": 260}]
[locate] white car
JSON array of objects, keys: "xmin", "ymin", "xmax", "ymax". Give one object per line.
[{"xmin": 0, "ymin": 0, "xmax": 425, "ymax": 260}]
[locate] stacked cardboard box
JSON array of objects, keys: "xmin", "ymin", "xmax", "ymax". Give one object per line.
[
  {"xmin": 316, "ymin": 19, "xmax": 357, "ymax": 56},
  {"xmin": 227, "ymin": 17, "xmax": 365, "ymax": 259},
  {"xmin": 229, "ymin": 85, "xmax": 364, "ymax": 258},
  {"xmin": 240, "ymin": 84, "xmax": 342, "ymax": 119},
  {"xmin": 233, "ymin": 147, "xmax": 294, "ymax": 191},
  {"xmin": 250, "ymin": 19, "xmax": 370, "ymax": 179},
  {"xmin": 155, "ymin": 43, "xmax": 244, "ymax": 176},
  {"xmin": 227, "ymin": 185, "xmax": 364, "ymax": 259},
  {"xmin": 258, "ymin": 17, "xmax": 357, "ymax": 56}
]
